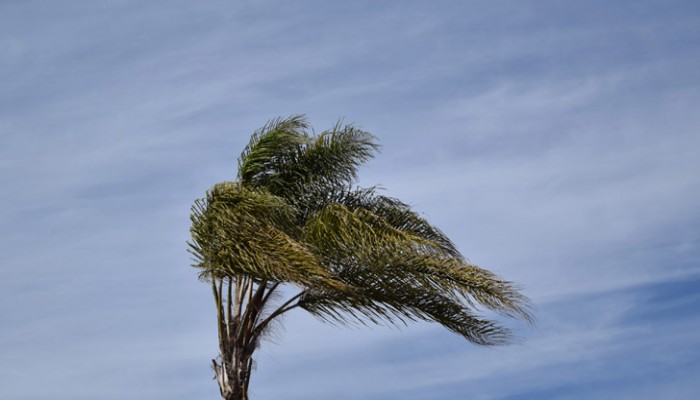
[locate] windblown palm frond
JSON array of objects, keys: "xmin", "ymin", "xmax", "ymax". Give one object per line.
[
  {"xmin": 297, "ymin": 200, "xmax": 532, "ymax": 342},
  {"xmin": 189, "ymin": 115, "xmax": 533, "ymax": 400},
  {"xmin": 319, "ymin": 186, "xmax": 464, "ymax": 259},
  {"xmin": 290, "ymin": 122, "xmax": 378, "ymax": 188},
  {"xmin": 189, "ymin": 182, "xmax": 346, "ymax": 291},
  {"xmin": 237, "ymin": 115, "xmax": 379, "ymax": 199},
  {"xmin": 237, "ymin": 115, "xmax": 311, "ymax": 187}
]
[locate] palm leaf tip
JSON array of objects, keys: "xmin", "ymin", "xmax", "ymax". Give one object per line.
[{"xmin": 237, "ymin": 114, "xmax": 311, "ymax": 185}]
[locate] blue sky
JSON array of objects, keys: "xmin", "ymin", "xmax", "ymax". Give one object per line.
[{"xmin": 1, "ymin": 0, "xmax": 699, "ymax": 399}]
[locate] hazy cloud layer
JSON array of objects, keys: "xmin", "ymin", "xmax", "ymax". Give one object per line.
[{"xmin": 1, "ymin": 1, "xmax": 698, "ymax": 399}]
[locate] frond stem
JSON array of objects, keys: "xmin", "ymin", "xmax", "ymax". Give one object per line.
[{"xmin": 252, "ymin": 291, "xmax": 304, "ymax": 340}]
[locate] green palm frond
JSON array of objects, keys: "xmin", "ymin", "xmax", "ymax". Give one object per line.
[
  {"xmin": 239, "ymin": 117, "xmax": 379, "ymax": 199},
  {"xmin": 189, "ymin": 182, "xmax": 345, "ymax": 291},
  {"xmin": 292, "ymin": 122, "xmax": 378, "ymax": 188},
  {"xmin": 301, "ymin": 202, "xmax": 455, "ymax": 265},
  {"xmin": 319, "ymin": 186, "xmax": 464, "ymax": 259},
  {"xmin": 296, "ymin": 200, "xmax": 532, "ymax": 343},
  {"xmin": 297, "ymin": 272, "xmax": 512, "ymax": 345},
  {"xmin": 238, "ymin": 115, "xmax": 310, "ymax": 187},
  {"xmin": 190, "ymin": 115, "xmax": 532, "ymax": 352}
]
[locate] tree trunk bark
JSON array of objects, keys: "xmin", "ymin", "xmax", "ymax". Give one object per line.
[
  {"xmin": 211, "ymin": 277, "xmax": 284, "ymax": 400},
  {"xmin": 224, "ymin": 388, "xmax": 248, "ymax": 400},
  {"xmin": 213, "ymin": 353, "xmax": 252, "ymax": 400}
]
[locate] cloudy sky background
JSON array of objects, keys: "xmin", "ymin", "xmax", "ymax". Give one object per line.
[{"xmin": 2, "ymin": 0, "xmax": 699, "ymax": 399}]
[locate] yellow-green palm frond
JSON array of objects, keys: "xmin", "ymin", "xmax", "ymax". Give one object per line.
[
  {"xmin": 302, "ymin": 202, "xmax": 455, "ymax": 265},
  {"xmin": 316, "ymin": 186, "xmax": 464, "ymax": 260},
  {"xmin": 188, "ymin": 182, "xmax": 345, "ymax": 291},
  {"xmin": 297, "ymin": 200, "xmax": 532, "ymax": 344}
]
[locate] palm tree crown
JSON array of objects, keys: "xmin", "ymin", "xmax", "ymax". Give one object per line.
[{"xmin": 188, "ymin": 115, "xmax": 532, "ymax": 400}]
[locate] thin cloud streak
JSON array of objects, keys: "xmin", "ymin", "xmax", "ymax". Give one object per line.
[
  {"xmin": 252, "ymin": 277, "xmax": 700, "ymax": 399},
  {"xmin": 1, "ymin": 1, "xmax": 698, "ymax": 399}
]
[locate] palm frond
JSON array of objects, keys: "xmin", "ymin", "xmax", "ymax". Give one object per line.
[
  {"xmin": 188, "ymin": 182, "xmax": 345, "ymax": 291},
  {"xmin": 301, "ymin": 202, "xmax": 458, "ymax": 267},
  {"xmin": 295, "ymin": 200, "xmax": 532, "ymax": 342},
  {"xmin": 317, "ymin": 187, "xmax": 464, "ymax": 259},
  {"xmin": 294, "ymin": 121, "xmax": 379, "ymax": 187},
  {"xmin": 298, "ymin": 270, "xmax": 512, "ymax": 345},
  {"xmin": 191, "ymin": 116, "xmax": 533, "ymax": 355},
  {"xmin": 237, "ymin": 115, "xmax": 310, "ymax": 186},
  {"xmin": 242, "ymin": 119, "xmax": 380, "ymax": 198}
]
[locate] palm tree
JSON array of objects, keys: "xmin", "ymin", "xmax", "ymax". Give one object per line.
[{"xmin": 188, "ymin": 115, "xmax": 532, "ymax": 400}]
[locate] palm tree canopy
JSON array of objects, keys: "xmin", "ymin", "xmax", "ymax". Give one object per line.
[{"xmin": 189, "ymin": 115, "xmax": 532, "ymax": 346}]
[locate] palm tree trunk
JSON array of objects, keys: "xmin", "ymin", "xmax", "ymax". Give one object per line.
[
  {"xmin": 211, "ymin": 277, "xmax": 295, "ymax": 399},
  {"xmin": 212, "ymin": 276, "xmax": 260, "ymax": 400},
  {"xmin": 213, "ymin": 353, "xmax": 252, "ymax": 400}
]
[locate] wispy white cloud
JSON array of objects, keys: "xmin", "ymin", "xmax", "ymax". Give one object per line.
[
  {"xmin": 251, "ymin": 277, "xmax": 700, "ymax": 399},
  {"xmin": 1, "ymin": 1, "xmax": 698, "ymax": 399}
]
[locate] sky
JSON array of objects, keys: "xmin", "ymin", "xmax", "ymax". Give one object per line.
[{"xmin": 1, "ymin": 0, "xmax": 699, "ymax": 399}]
